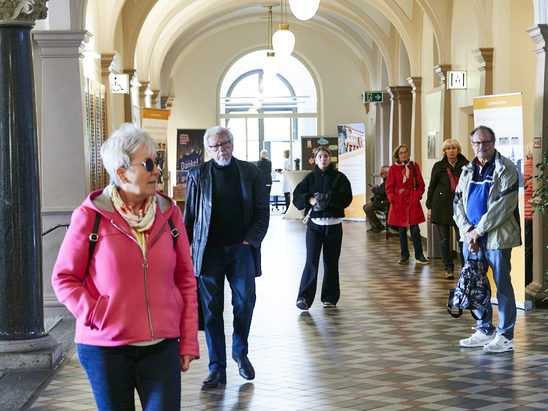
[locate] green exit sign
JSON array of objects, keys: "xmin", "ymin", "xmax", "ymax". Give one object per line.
[{"xmin": 363, "ymin": 92, "xmax": 383, "ymax": 103}]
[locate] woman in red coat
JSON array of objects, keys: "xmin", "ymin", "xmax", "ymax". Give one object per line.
[{"xmin": 386, "ymin": 144, "xmax": 429, "ymax": 265}]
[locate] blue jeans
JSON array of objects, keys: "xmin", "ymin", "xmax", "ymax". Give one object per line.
[
  {"xmin": 77, "ymin": 338, "xmax": 181, "ymax": 411},
  {"xmin": 398, "ymin": 225, "xmax": 424, "ymax": 259},
  {"xmin": 199, "ymin": 244, "xmax": 256, "ymax": 373},
  {"xmin": 463, "ymin": 247, "xmax": 516, "ymax": 339}
]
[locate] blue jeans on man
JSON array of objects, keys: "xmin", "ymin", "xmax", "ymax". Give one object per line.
[
  {"xmin": 199, "ymin": 243, "xmax": 256, "ymax": 373},
  {"xmin": 463, "ymin": 246, "xmax": 516, "ymax": 339}
]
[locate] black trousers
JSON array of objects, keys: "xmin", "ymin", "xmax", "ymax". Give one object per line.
[{"xmin": 297, "ymin": 222, "xmax": 343, "ymax": 306}]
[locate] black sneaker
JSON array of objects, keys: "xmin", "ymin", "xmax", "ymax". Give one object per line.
[
  {"xmin": 416, "ymin": 256, "xmax": 430, "ymax": 265},
  {"xmin": 296, "ymin": 299, "xmax": 309, "ymax": 310},
  {"xmin": 398, "ymin": 257, "xmax": 409, "ymax": 265}
]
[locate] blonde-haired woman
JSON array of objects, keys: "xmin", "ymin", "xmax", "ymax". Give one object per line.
[
  {"xmin": 386, "ymin": 144, "xmax": 428, "ymax": 265},
  {"xmin": 426, "ymin": 139, "xmax": 468, "ymax": 278}
]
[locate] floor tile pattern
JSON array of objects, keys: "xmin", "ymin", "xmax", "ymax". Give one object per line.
[{"xmin": 31, "ymin": 217, "xmax": 548, "ymax": 410}]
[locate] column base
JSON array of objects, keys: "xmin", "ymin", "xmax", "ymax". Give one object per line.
[{"xmin": 0, "ymin": 335, "xmax": 61, "ymax": 369}]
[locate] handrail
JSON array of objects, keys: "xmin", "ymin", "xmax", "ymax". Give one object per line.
[{"xmin": 42, "ymin": 224, "xmax": 69, "ymax": 237}]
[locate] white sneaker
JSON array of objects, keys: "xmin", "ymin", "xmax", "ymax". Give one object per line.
[
  {"xmin": 483, "ymin": 333, "xmax": 514, "ymax": 353},
  {"xmin": 459, "ymin": 330, "xmax": 495, "ymax": 347}
]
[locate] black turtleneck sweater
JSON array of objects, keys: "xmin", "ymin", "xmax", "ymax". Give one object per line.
[{"xmin": 207, "ymin": 159, "xmax": 245, "ymax": 246}]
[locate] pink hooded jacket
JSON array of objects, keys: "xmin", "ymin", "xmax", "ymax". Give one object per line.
[{"xmin": 52, "ymin": 188, "xmax": 199, "ymax": 357}]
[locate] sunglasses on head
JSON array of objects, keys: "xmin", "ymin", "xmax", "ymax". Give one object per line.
[{"xmin": 132, "ymin": 158, "xmax": 160, "ymax": 172}]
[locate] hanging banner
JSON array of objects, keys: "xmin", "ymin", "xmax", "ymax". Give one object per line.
[
  {"xmin": 142, "ymin": 108, "xmax": 169, "ymax": 193},
  {"xmin": 338, "ymin": 124, "xmax": 366, "ymax": 221},
  {"xmin": 174, "ymin": 129, "xmax": 205, "ymax": 200},
  {"xmin": 473, "ymin": 92, "xmax": 529, "ymax": 309}
]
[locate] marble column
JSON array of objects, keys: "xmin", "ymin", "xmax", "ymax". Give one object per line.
[
  {"xmin": 387, "ymin": 86, "xmax": 413, "ymax": 150},
  {"xmin": 408, "ymin": 77, "xmax": 423, "ymax": 161},
  {"xmin": 377, "ymin": 92, "xmax": 392, "ymax": 165},
  {"xmin": 0, "ymin": 0, "xmax": 60, "ymax": 368},
  {"xmin": 434, "ymin": 64, "xmax": 452, "ymax": 140},
  {"xmin": 526, "ymin": 24, "xmax": 548, "ymax": 305},
  {"xmin": 123, "ymin": 69, "xmax": 136, "ymax": 122},
  {"xmin": 473, "ymin": 48, "xmax": 494, "ymax": 96},
  {"xmin": 150, "ymin": 89, "xmax": 161, "ymax": 108},
  {"xmin": 100, "ymin": 53, "xmax": 116, "ymax": 137}
]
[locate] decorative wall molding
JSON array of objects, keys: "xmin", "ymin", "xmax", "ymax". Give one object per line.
[{"xmin": 0, "ymin": 0, "xmax": 48, "ymax": 26}]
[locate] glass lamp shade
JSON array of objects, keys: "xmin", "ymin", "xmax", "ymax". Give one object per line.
[
  {"xmin": 272, "ymin": 24, "xmax": 295, "ymax": 58},
  {"xmin": 263, "ymin": 51, "xmax": 279, "ymax": 77},
  {"xmin": 289, "ymin": 0, "xmax": 320, "ymax": 21}
]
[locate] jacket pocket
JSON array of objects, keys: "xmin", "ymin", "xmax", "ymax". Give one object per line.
[{"xmin": 89, "ymin": 295, "xmax": 109, "ymax": 330}]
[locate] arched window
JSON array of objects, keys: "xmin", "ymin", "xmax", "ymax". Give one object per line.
[{"xmin": 220, "ymin": 50, "xmax": 317, "ymax": 171}]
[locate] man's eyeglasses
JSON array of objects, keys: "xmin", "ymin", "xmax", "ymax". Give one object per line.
[
  {"xmin": 471, "ymin": 140, "xmax": 494, "ymax": 147},
  {"xmin": 132, "ymin": 158, "xmax": 160, "ymax": 172},
  {"xmin": 208, "ymin": 140, "xmax": 231, "ymax": 150}
]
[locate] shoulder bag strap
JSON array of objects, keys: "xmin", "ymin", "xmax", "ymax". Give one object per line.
[
  {"xmin": 167, "ymin": 216, "xmax": 179, "ymax": 248},
  {"xmin": 83, "ymin": 211, "xmax": 101, "ymax": 285}
]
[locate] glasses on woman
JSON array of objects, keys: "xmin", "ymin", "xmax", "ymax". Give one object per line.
[{"xmin": 132, "ymin": 158, "xmax": 160, "ymax": 172}]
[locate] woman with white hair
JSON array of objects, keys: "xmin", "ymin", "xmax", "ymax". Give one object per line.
[
  {"xmin": 426, "ymin": 139, "xmax": 468, "ymax": 279},
  {"xmin": 52, "ymin": 123, "xmax": 199, "ymax": 410}
]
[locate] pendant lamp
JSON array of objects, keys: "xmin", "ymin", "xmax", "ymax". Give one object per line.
[
  {"xmin": 262, "ymin": 6, "xmax": 279, "ymax": 77},
  {"xmin": 289, "ymin": 0, "xmax": 320, "ymax": 21},
  {"xmin": 272, "ymin": 0, "xmax": 295, "ymax": 58}
]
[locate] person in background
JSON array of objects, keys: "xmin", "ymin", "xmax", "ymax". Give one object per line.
[
  {"xmin": 386, "ymin": 144, "xmax": 429, "ymax": 265},
  {"xmin": 184, "ymin": 126, "xmax": 269, "ymax": 389},
  {"xmin": 257, "ymin": 149, "xmax": 273, "ymax": 194},
  {"xmin": 426, "ymin": 139, "xmax": 468, "ymax": 279},
  {"xmin": 524, "ymin": 145, "xmax": 533, "ymax": 286},
  {"xmin": 455, "ymin": 125, "xmax": 520, "ymax": 353},
  {"xmin": 364, "ymin": 165, "xmax": 390, "ymax": 233},
  {"xmin": 276, "ymin": 149, "xmax": 292, "ymax": 212},
  {"xmin": 52, "ymin": 123, "xmax": 199, "ymax": 410},
  {"xmin": 293, "ymin": 146, "xmax": 353, "ymax": 310}
]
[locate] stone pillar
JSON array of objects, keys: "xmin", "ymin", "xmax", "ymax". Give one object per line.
[
  {"xmin": 123, "ymin": 69, "xmax": 136, "ymax": 123},
  {"xmin": 408, "ymin": 77, "xmax": 423, "ymax": 161},
  {"xmin": 377, "ymin": 92, "xmax": 392, "ymax": 165},
  {"xmin": 150, "ymin": 89, "xmax": 160, "ymax": 108},
  {"xmin": 387, "ymin": 86, "xmax": 413, "ymax": 149},
  {"xmin": 100, "ymin": 53, "xmax": 116, "ymax": 137},
  {"xmin": 526, "ymin": 24, "xmax": 548, "ymax": 305},
  {"xmin": 33, "ymin": 30, "xmax": 91, "ymax": 315},
  {"xmin": 473, "ymin": 48, "xmax": 494, "ymax": 96},
  {"xmin": 434, "ymin": 64, "xmax": 452, "ymax": 140},
  {"xmin": 0, "ymin": 0, "xmax": 61, "ymax": 368},
  {"xmin": 165, "ymin": 95, "xmax": 175, "ymax": 111},
  {"xmin": 138, "ymin": 81, "xmax": 149, "ymax": 109}
]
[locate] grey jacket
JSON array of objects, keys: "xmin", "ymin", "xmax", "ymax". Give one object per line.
[
  {"xmin": 453, "ymin": 150, "xmax": 521, "ymax": 250},
  {"xmin": 183, "ymin": 157, "xmax": 270, "ymax": 276}
]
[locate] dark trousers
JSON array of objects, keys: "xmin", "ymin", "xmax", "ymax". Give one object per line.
[
  {"xmin": 436, "ymin": 223, "xmax": 463, "ymax": 270},
  {"xmin": 364, "ymin": 203, "xmax": 383, "ymax": 229},
  {"xmin": 525, "ymin": 219, "xmax": 532, "ymax": 285},
  {"xmin": 284, "ymin": 192, "xmax": 290, "ymax": 211},
  {"xmin": 297, "ymin": 222, "xmax": 343, "ymax": 306},
  {"xmin": 398, "ymin": 225, "xmax": 425, "ymax": 259},
  {"xmin": 199, "ymin": 244, "xmax": 256, "ymax": 373},
  {"xmin": 77, "ymin": 339, "xmax": 181, "ymax": 411}
]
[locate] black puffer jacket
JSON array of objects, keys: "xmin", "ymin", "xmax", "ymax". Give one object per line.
[
  {"xmin": 293, "ymin": 164, "xmax": 353, "ymax": 219},
  {"xmin": 426, "ymin": 153, "xmax": 468, "ymax": 225}
]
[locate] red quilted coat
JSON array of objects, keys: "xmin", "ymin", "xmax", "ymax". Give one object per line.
[{"xmin": 386, "ymin": 161, "xmax": 426, "ymax": 227}]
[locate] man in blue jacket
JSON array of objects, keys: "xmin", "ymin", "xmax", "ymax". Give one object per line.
[
  {"xmin": 454, "ymin": 125, "xmax": 521, "ymax": 353},
  {"xmin": 184, "ymin": 126, "xmax": 269, "ymax": 389}
]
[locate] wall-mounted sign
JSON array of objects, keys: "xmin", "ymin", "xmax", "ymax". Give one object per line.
[
  {"xmin": 447, "ymin": 71, "xmax": 467, "ymax": 89},
  {"xmin": 109, "ymin": 74, "xmax": 130, "ymax": 94},
  {"xmin": 363, "ymin": 92, "xmax": 383, "ymax": 103}
]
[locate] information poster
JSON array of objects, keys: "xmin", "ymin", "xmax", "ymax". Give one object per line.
[
  {"xmin": 338, "ymin": 124, "xmax": 366, "ymax": 220},
  {"xmin": 142, "ymin": 108, "xmax": 169, "ymax": 193},
  {"xmin": 473, "ymin": 93, "xmax": 528, "ymax": 309},
  {"xmin": 301, "ymin": 136, "xmax": 339, "ymax": 170},
  {"xmin": 174, "ymin": 129, "xmax": 205, "ymax": 200}
]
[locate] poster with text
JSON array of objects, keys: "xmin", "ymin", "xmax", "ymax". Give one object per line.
[
  {"xmin": 174, "ymin": 129, "xmax": 205, "ymax": 200},
  {"xmin": 473, "ymin": 93, "xmax": 528, "ymax": 309},
  {"xmin": 301, "ymin": 136, "xmax": 339, "ymax": 171},
  {"xmin": 142, "ymin": 108, "xmax": 169, "ymax": 193},
  {"xmin": 338, "ymin": 124, "xmax": 366, "ymax": 220}
]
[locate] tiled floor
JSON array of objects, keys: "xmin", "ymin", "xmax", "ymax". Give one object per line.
[{"xmin": 31, "ymin": 216, "xmax": 548, "ymax": 410}]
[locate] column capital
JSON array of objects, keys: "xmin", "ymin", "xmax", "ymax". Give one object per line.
[
  {"xmin": 407, "ymin": 76, "xmax": 422, "ymax": 93},
  {"xmin": 386, "ymin": 85, "xmax": 412, "ymax": 100},
  {"xmin": 473, "ymin": 47, "xmax": 494, "ymax": 70},
  {"xmin": 32, "ymin": 30, "xmax": 91, "ymax": 58},
  {"xmin": 434, "ymin": 64, "xmax": 451, "ymax": 87},
  {"xmin": 0, "ymin": 0, "xmax": 48, "ymax": 26},
  {"xmin": 528, "ymin": 24, "xmax": 548, "ymax": 52},
  {"xmin": 100, "ymin": 53, "xmax": 116, "ymax": 78},
  {"xmin": 165, "ymin": 95, "xmax": 175, "ymax": 110}
]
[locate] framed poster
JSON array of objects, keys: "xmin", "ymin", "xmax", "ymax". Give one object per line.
[
  {"xmin": 300, "ymin": 136, "xmax": 339, "ymax": 171},
  {"xmin": 338, "ymin": 124, "xmax": 366, "ymax": 220},
  {"xmin": 174, "ymin": 129, "xmax": 205, "ymax": 200}
]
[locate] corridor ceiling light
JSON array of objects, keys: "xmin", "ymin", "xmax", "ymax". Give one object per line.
[
  {"xmin": 289, "ymin": 0, "xmax": 319, "ymax": 21},
  {"xmin": 273, "ymin": 0, "xmax": 295, "ymax": 58},
  {"xmin": 262, "ymin": 6, "xmax": 279, "ymax": 77}
]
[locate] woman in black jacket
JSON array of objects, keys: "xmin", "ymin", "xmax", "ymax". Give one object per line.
[
  {"xmin": 426, "ymin": 139, "xmax": 468, "ymax": 279},
  {"xmin": 292, "ymin": 146, "xmax": 353, "ymax": 310}
]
